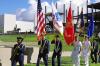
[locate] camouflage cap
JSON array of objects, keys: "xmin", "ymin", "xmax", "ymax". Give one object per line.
[{"xmin": 17, "ymin": 37, "xmax": 23, "ymax": 40}]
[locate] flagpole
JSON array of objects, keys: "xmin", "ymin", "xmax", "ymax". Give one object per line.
[
  {"xmin": 70, "ymin": 1, "xmax": 71, "ymax": 6},
  {"xmin": 82, "ymin": 7, "xmax": 85, "ymax": 37},
  {"xmin": 65, "ymin": 8, "xmax": 67, "ymax": 36},
  {"xmin": 91, "ymin": 2, "xmax": 93, "ymax": 16},
  {"xmin": 56, "ymin": 2, "xmax": 57, "ymax": 9},
  {"xmin": 63, "ymin": 4, "xmax": 65, "ymax": 23},
  {"xmin": 76, "ymin": 6, "xmax": 79, "ymax": 35},
  {"xmin": 45, "ymin": 6, "xmax": 47, "ymax": 33},
  {"xmin": 87, "ymin": 0, "xmax": 88, "ymax": 23},
  {"xmin": 77, "ymin": 6, "xmax": 79, "ymax": 23}
]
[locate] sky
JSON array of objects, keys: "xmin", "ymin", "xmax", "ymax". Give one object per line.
[
  {"xmin": 0, "ymin": 0, "xmax": 100, "ymax": 21},
  {"xmin": 0, "ymin": 0, "xmax": 29, "ymax": 14},
  {"xmin": 0, "ymin": 0, "xmax": 56, "ymax": 14}
]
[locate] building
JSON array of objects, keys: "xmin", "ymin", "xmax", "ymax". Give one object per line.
[
  {"xmin": 0, "ymin": 14, "xmax": 35, "ymax": 34},
  {"xmin": 87, "ymin": 2, "xmax": 100, "ymax": 33}
]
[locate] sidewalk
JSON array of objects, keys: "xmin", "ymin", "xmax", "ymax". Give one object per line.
[
  {"xmin": 48, "ymin": 51, "xmax": 72, "ymax": 57},
  {"xmin": 0, "ymin": 42, "xmax": 72, "ymax": 66},
  {"xmin": 0, "ymin": 42, "xmax": 72, "ymax": 57}
]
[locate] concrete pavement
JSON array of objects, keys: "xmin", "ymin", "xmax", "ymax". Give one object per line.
[{"xmin": 0, "ymin": 42, "xmax": 72, "ymax": 66}]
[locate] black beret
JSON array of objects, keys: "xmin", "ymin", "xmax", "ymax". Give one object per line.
[
  {"xmin": 55, "ymin": 35, "xmax": 59, "ymax": 38},
  {"xmin": 17, "ymin": 37, "xmax": 23, "ymax": 40}
]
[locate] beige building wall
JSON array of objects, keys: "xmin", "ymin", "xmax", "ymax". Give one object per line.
[
  {"xmin": 4, "ymin": 14, "xmax": 16, "ymax": 33},
  {"xmin": 16, "ymin": 21, "xmax": 34, "ymax": 32},
  {"xmin": 0, "ymin": 14, "xmax": 35, "ymax": 33},
  {"xmin": 0, "ymin": 15, "xmax": 4, "ymax": 33}
]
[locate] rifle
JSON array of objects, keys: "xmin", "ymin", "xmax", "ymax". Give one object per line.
[{"xmin": 10, "ymin": 44, "xmax": 21, "ymax": 61}]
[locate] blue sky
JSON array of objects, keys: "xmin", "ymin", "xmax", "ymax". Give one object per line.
[
  {"xmin": 0, "ymin": 0, "xmax": 57, "ymax": 14},
  {"xmin": 0, "ymin": 0, "xmax": 97, "ymax": 14},
  {"xmin": 0, "ymin": 0, "xmax": 29, "ymax": 14},
  {"xmin": 42, "ymin": 0, "xmax": 57, "ymax": 4},
  {"xmin": 0, "ymin": 0, "xmax": 99, "ymax": 21}
]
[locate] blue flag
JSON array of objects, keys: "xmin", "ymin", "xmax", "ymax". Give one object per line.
[{"xmin": 87, "ymin": 15, "xmax": 94, "ymax": 38}]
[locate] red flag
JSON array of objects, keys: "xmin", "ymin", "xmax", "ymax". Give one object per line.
[
  {"xmin": 64, "ymin": 4, "xmax": 75, "ymax": 45},
  {"xmin": 37, "ymin": 0, "xmax": 46, "ymax": 40}
]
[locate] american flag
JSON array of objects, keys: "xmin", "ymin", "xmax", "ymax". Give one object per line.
[{"xmin": 37, "ymin": 0, "xmax": 46, "ymax": 40}]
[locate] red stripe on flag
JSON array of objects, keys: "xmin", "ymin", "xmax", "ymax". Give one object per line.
[{"xmin": 37, "ymin": 11, "xmax": 46, "ymax": 40}]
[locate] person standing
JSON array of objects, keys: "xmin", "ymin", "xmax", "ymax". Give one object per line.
[
  {"xmin": 36, "ymin": 34, "xmax": 50, "ymax": 66},
  {"xmin": 11, "ymin": 37, "xmax": 25, "ymax": 66},
  {"xmin": 51, "ymin": 35, "xmax": 62, "ymax": 66},
  {"xmin": 82, "ymin": 36, "xmax": 91, "ymax": 66},
  {"xmin": 71, "ymin": 36, "xmax": 82, "ymax": 66},
  {"xmin": 91, "ymin": 38, "xmax": 98, "ymax": 63},
  {"xmin": 98, "ymin": 49, "xmax": 100, "ymax": 63}
]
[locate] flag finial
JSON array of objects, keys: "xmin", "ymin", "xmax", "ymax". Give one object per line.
[{"xmin": 70, "ymin": 1, "xmax": 71, "ymax": 6}]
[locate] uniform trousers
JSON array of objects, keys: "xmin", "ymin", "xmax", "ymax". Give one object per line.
[
  {"xmin": 52, "ymin": 52, "xmax": 61, "ymax": 66},
  {"xmin": 11, "ymin": 55, "xmax": 24, "ymax": 66},
  {"xmin": 36, "ymin": 53, "xmax": 48, "ymax": 66}
]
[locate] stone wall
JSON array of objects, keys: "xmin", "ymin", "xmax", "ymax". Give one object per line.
[{"xmin": 0, "ymin": 46, "xmax": 37, "ymax": 66}]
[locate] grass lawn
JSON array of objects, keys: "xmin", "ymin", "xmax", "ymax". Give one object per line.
[
  {"xmin": 0, "ymin": 34, "xmax": 74, "ymax": 51},
  {"xmin": 20, "ymin": 57, "xmax": 100, "ymax": 66},
  {"xmin": 0, "ymin": 33, "xmax": 66, "ymax": 42},
  {"xmin": 0, "ymin": 34, "xmax": 37, "ymax": 42},
  {"xmin": 0, "ymin": 34, "xmax": 99, "ymax": 51},
  {"xmin": 1, "ymin": 34, "xmax": 100, "ymax": 66},
  {"xmin": 24, "ymin": 63, "xmax": 100, "ymax": 66}
]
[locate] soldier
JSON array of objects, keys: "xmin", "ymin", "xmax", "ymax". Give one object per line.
[
  {"xmin": 11, "ymin": 37, "xmax": 25, "ymax": 66},
  {"xmin": 71, "ymin": 36, "xmax": 82, "ymax": 66},
  {"xmin": 98, "ymin": 49, "xmax": 100, "ymax": 63},
  {"xmin": 51, "ymin": 35, "xmax": 62, "ymax": 66},
  {"xmin": 91, "ymin": 38, "xmax": 98, "ymax": 63},
  {"xmin": 36, "ymin": 34, "xmax": 50, "ymax": 66},
  {"xmin": 82, "ymin": 36, "xmax": 91, "ymax": 66}
]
